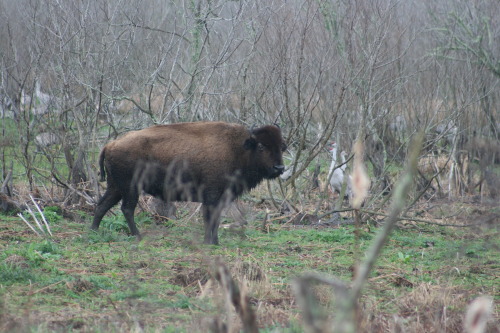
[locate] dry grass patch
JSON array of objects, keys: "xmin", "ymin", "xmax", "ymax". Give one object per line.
[
  {"xmin": 358, "ymin": 283, "xmax": 499, "ymax": 333},
  {"xmin": 395, "ymin": 283, "xmax": 471, "ymax": 332}
]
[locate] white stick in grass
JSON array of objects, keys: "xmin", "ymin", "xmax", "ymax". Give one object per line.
[
  {"xmin": 26, "ymin": 205, "xmax": 44, "ymax": 234},
  {"xmin": 18, "ymin": 213, "xmax": 41, "ymax": 237},
  {"xmin": 30, "ymin": 195, "xmax": 52, "ymax": 236}
]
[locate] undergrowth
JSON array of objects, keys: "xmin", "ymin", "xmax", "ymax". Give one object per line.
[{"xmin": 0, "ymin": 200, "xmax": 498, "ymax": 332}]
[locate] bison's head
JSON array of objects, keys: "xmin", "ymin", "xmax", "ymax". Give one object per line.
[{"xmin": 244, "ymin": 125, "xmax": 287, "ymax": 179}]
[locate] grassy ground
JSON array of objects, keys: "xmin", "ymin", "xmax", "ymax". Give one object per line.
[{"xmin": 0, "ymin": 194, "xmax": 498, "ymax": 332}]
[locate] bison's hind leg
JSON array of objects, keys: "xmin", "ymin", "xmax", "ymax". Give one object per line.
[
  {"xmin": 121, "ymin": 193, "xmax": 141, "ymax": 239},
  {"xmin": 92, "ymin": 188, "xmax": 122, "ymax": 231},
  {"xmin": 202, "ymin": 204, "xmax": 221, "ymax": 245}
]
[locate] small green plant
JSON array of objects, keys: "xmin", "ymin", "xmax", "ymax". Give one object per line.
[
  {"xmin": 32, "ymin": 239, "xmax": 61, "ymax": 255},
  {"xmin": 308, "ymin": 229, "xmax": 354, "ymax": 243},
  {"xmin": 111, "ymin": 288, "xmax": 149, "ymax": 301},
  {"xmin": 397, "ymin": 252, "xmax": 411, "ymax": 264},
  {"xmin": 39, "ymin": 206, "xmax": 63, "ymax": 224},
  {"xmin": 88, "ymin": 230, "xmax": 124, "ymax": 243},
  {"xmin": 20, "ymin": 240, "xmax": 62, "ymax": 265},
  {"xmin": 162, "ymin": 219, "xmax": 176, "ymax": 228},
  {"xmin": 135, "ymin": 212, "xmax": 153, "ymax": 226},
  {"xmin": 0, "ymin": 263, "xmax": 36, "ymax": 285},
  {"xmin": 101, "ymin": 215, "xmax": 130, "ymax": 233},
  {"xmin": 87, "ymin": 275, "xmax": 115, "ymax": 290},
  {"xmin": 100, "ymin": 212, "xmax": 152, "ymax": 234},
  {"xmin": 167, "ymin": 294, "xmax": 192, "ymax": 309}
]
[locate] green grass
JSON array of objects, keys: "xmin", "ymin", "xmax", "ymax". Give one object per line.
[
  {"xmin": 0, "ymin": 204, "xmax": 498, "ymax": 332},
  {"xmin": 0, "ymin": 263, "xmax": 37, "ymax": 285}
]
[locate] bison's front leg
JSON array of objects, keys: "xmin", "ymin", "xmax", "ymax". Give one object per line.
[{"xmin": 202, "ymin": 204, "xmax": 221, "ymax": 245}]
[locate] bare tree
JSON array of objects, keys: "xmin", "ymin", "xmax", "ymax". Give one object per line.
[{"xmin": 1, "ymin": 0, "xmax": 498, "ymax": 206}]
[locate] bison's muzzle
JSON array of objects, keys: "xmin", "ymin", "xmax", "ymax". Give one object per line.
[{"xmin": 271, "ymin": 164, "xmax": 285, "ymax": 177}]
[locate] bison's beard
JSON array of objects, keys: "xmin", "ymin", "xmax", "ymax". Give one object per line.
[
  {"xmin": 264, "ymin": 166, "xmax": 284, "ymax": 180},
  {"xmin": 240, "ymin": 165, "xmax": 283, "ymax": 192},
  {"xmin": 266, "ymin": 170, "xmax": 282, "ymax": 179}
]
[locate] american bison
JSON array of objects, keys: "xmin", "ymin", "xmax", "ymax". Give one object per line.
[{"xmin": 91, "ymin": 121, "xmax": 286, "ymax": 245}]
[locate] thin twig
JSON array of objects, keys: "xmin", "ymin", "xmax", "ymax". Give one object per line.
[
  {"xmin": 1, "ymin": 170, "xmax": 12, "ymax": 195},
  {"xmin": 30, "ymin": 194, "xmax": 52, "ymax": 236},
  {"xmin": 18, "ymin": 213, "xmax": 41, "ymax": 236},
  {"xmin": 350, "ymin": 133, "xmax": 423, "ymax": 301},
  {"xmin": 292, "ymin": 272, "xmax": 349, "ymax": 333},
  {"xmin": 26, "ymin": 205, "xmax": 44, "ymax": 234},
  {"xmin": 28, "ymin": 280, "xmax": 65, "ymax": 295},
  {"xmin": 52, "ymin": 172, "xmax": 95, "ymax": 204},
  {"xmin": 334, "ymin": 132, "xmax": 424, "ymax": 332},
  {"xmin": 360, "ymin": 209, "xmax": 491, "ymax": 227},
  {"xmin": 317, "ymin": 208, "xmax": 355, "ymax": 220},
  {"xmin": 213, "ymin": 258, "xmax": 259, "ymax": 333}
]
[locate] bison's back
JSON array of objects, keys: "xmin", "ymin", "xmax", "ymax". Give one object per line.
[
  {"xmin": 113, "ymin": 122, "xmax": 246, "ymax": 158},
  {"xmin": 103, "ymin": 122, "xmax": 250, "ymax": 187}
]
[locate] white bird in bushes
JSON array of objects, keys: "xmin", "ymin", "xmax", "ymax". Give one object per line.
[
  {"xmin": 340, "ymin": 150, "xmax": 348, "ymax": 172},
  {"xmin": 341, "ymin": 150, "xmax": 353, "ymax": 198},
  {"xmin": 328, "ymin": 142, "xmax": 352, "ymax": 198},
  {"xmin": 33, "ymin": 81, "xmax": 60, "ymax": 116}
]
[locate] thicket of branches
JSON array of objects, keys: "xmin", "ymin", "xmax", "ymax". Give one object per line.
[
  {"xmin": 1, "ymin": 0, "xmax": 499, "ymax": 205},
  {"xmin": 1, "ymin": 1, "xmax": 498, "ymax": 332}
]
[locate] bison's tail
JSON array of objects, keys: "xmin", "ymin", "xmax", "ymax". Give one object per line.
[{"xmin": 98, "ymin": 147, "xmax": 106, "ymax": 182}]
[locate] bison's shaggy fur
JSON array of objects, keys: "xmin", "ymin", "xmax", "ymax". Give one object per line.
[{"xmin": 92, "ymin": 121, "xmax": 286, "ymax": 244}]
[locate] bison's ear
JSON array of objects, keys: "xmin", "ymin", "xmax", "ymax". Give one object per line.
[
  {"xmin": 281, "ymin": 142, "xmax": 287, "ymax": 152},
  {"xmin": 243, "ymin": 137, "xmax": 257, "ymax": 150}
]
